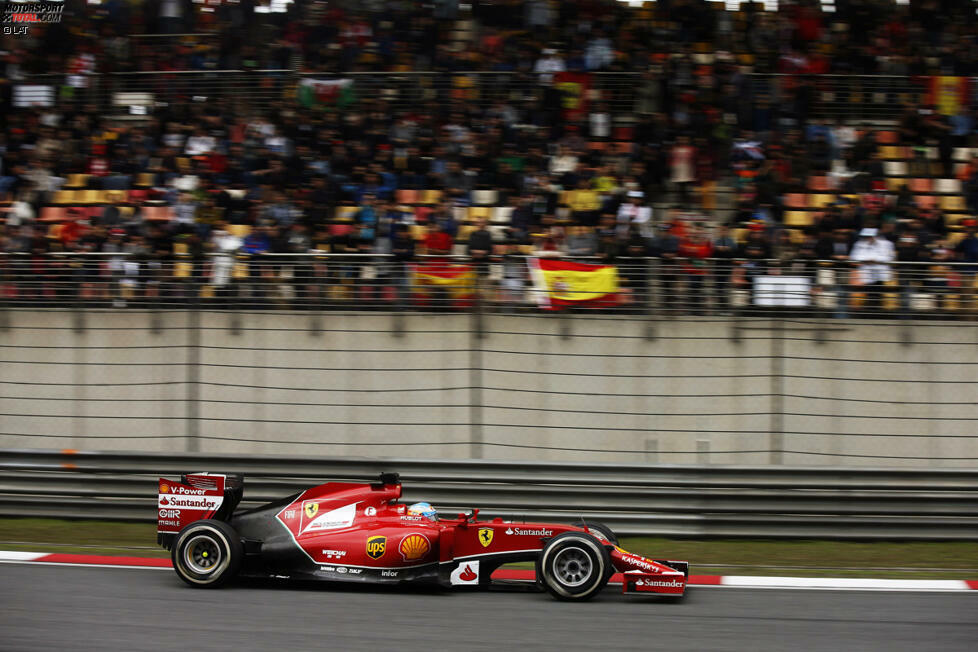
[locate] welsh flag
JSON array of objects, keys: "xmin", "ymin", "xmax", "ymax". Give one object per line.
[
  {"xmin": 297, "ymin": 78, "xmax": 356, "ymax": 108},
  {"xmin": 411, "ymin": 259, "xmax": 476, "ymax": 308},
  {"xmin": 529, "ymin": 258, "xmax": 619, "ymax": 310}
]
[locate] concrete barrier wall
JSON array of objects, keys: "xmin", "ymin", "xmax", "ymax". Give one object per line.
[{"xmin": 1, "ymin": 310, "xmax": 976, "ymax": 467}]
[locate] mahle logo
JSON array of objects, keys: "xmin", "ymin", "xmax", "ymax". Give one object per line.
[{"xmin": 366, "ymin": 535, "xmax": 387, "ymax": 560}]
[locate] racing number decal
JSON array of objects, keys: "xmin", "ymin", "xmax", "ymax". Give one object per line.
[
  {"xmin": 366, "ymin": 535, "xmax": 387, "ymax": 559},
  {"xmin": 478, "ymin": 527, "xmax": 494, "ymax": 548}
]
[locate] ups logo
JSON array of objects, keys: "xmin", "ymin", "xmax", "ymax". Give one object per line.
[{"xmin": 366, "ymin": 535, "xmax": 387, "ymax": 560}]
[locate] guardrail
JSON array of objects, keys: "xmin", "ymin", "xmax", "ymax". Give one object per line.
[
  {"xmin": 12, "ymin": 70, "xmax": 941, "ymax": 121},
  {"xmin": 2, "ymin": 252, "xmax": 976, "ymax": 320},
  {"xmin": 1, "ymin": 449, "xmax": 975, "ymax": 540}
]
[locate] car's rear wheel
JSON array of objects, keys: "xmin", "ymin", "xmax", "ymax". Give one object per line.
[
  {"xmin": 537, "ymin": 532, "xmax": 611, "ymax": 601},
  {"xmin": 172, "ymin": 519, "xmax": 242, "ymax": 588}
]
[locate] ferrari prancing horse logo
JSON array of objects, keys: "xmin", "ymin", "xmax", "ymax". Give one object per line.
[
  {"xmin": 305, "ymin": 502, "xmax": 319, "ymax": 519},
  {"xmin": 478, "ymin": 527, "xmax": 493, "ymax": 548}
]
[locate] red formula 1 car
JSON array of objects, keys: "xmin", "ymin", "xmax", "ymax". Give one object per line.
[{"xmin": 157, "ymin": 472, "xmax": 688, "ymax": 601}]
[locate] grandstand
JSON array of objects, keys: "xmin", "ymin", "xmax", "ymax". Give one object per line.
[{"xmin": 1, "ymin": 0, "xmax": 977, "ymax": 309}]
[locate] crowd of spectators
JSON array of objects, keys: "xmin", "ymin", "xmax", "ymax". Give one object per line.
[
  {"xmin": 1, "ymin": 1, "xmax": 978, "ymax": 313},
  {"xmin": 5, "ymin": 1, "xmax": 978, "ymax": 77}
]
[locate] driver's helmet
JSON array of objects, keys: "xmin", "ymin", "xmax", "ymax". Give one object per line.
[{"xmin": 406, "ymin": 501, "xmax": 437, "ymax": 521}]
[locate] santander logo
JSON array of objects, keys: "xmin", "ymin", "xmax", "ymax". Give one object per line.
[
  {"xmin": 450, "ymin": 560, "xmax": 480, "ymax": 585},
  {"xmin": 459, "ymin": 565, "xmax": 477, "ymax": 582}
]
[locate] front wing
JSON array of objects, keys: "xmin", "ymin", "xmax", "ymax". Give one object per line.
[{"xmin": 611, "ymin": 547, "xmax": 688, "ymax": 596}]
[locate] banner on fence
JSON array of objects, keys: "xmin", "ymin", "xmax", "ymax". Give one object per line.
[
  {"xmin": 411, "ymin": 259, "xmax": 476, "ymax": 307},
  {"xmin": 529, "ymin": 258, "xmax": 619, "ymax": 310},
  {"xmin": 554, "ymin": 72, "xmax": 591, "ymax": 120},
  {"xmin": 927, "ymin": 76, "xmax": 970, "ymax": 116}
]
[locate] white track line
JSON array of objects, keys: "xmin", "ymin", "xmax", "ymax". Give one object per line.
[
  {"xmin": 0, "ymin": 559, "xmax": 170, "ymax": 570},
  {"xmin": 0, "ymin": 551, "xmax": 974, "ymax": 592},
  {"xmin": 721, "ymin": 575, "xmax": 974, "ymax": 592},
  {"xmin": 0, "ymin": 551, "xmax": 48, "ymax": 561}
]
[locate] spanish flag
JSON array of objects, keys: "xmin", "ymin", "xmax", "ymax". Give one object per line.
[
  {"xmin": 927, "ymin": 76, "xmax": 970, "ymax": 116},
  {"xmin": 529, "ymin": 258, "xmax": 619, "ymax": 310},
  {"xmin": 412, "ymin": 259, "xmax": 476, "ymax": 307}
]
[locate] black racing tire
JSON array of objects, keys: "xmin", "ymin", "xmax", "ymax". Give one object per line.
[
  {"xmin": 537, "ymin": 532, "xmax": 612, "ymax": 601},
  {"xmin": 575, "ymin": 520, "xmax": 618, "ymax": 546},
  {"xmin": 172, "ymin": 519, "xmax": 243, "ymax": 588}
]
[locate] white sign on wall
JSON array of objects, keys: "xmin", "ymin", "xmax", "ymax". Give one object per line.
[{"xmin": 754, "ymin": 276, "xmax": 811, "ymax": 307}]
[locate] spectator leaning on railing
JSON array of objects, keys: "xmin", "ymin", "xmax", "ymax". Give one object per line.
[{"xmin": 850, "ymin": 228, "xmax": 896, "ymax": 312}]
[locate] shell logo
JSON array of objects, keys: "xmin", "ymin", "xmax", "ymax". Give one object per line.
[
  {"xmin": 399, "ymin": 533, "xmax": 430, "ymax": 561},
  {"xmin": 159, "ymin": 484, "xmax": 170, "ymax": 494}
]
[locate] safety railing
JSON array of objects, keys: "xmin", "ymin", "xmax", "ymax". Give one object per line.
[
  {"xmin": 0, "ymin": 449, "xmax": 975, "ymax": 539},
  {"xmin": 15, "ymin": 70, "xmax": 294, "ymax": 114},
  {"xmin": 11, "ymin": 71, "xmax": 950, "ymax": 122},
  {"xmin": 1, "ymin": 253, "xmax": 976, "ymax": 320}
]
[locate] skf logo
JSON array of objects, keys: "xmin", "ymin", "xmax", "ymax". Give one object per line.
[
  {"xmin": 478, "ymin": 527, "xmax": 493, "ymax": 548},
  {"xmin": 305, "ymin": 502, "xmax": 319, "ymax": 519},
  {"xmin": 399, "ymin": 533, "xmax": 430, "ymax": 561},
  {"xmin": 159, "ymin": 483, "xmax": 170, "ymax": 494},
  {"xmin": 366, "ymin": 535, "xmax": 387, "ymax": 560}
]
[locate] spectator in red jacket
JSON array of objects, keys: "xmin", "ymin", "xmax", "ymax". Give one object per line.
[{"xmin": 679, "ymin": 225, "xmax": 714, "ymax": 314}]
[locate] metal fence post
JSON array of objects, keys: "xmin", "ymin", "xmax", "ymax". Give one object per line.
[
  {"xmin": 642, "ymin": 258, "xmax": 656, "ymax": 341},
  {"xmin": 769, "ymin": 318, "xmax": 785, "ymax": 465},
  {"xmin": 186, "ymin": 299, "xmax": 201, "ymax": 453},
  {"xmin": 469, "ymin": 276, "xmax": 484, "ymax": 459},
  {"xmin": 0, "ymin": 269, "xmax": 8, "ymax": 333}
]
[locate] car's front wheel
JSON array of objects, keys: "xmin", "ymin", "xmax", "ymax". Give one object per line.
[
  {"xmin": 172, "ymin": 519, "xmax": 242, "ymax": 588},
  {"xmin": 537, "ymin": 532, "xmax": 612, "ymax": 601},
  {"xmin": 575, "ymin": 520, "xmax": 619, "ymax": 546}
]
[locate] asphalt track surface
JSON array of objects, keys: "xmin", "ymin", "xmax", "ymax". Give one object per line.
[{"xmin": 1, "ymin": 564, "xmax": 976, "ymax": 652}]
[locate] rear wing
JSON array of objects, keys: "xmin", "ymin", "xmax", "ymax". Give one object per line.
[{"xmin": 157, "ymin": 473, "xmax": 243, "ymax": 549}]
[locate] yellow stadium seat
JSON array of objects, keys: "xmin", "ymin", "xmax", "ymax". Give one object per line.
[
  {"xmin": 334, "ymin": 206, "xmax": 358, "ymax": 221},
  {"xmin": 65, "ymin": 174, "xmax": 89, "ymax": 189},
  {"xmin": 227, "ymin": 224, "xmax": 251, "ymax": 238},
  {"xmin": 809, "ymin": 194, "xmax": 835, "ymax": 209},
  {"xmin": 104, "ymin": 190, "xmax": 127, "ymax": 204},
  {"xmin": 880, "ymin": 146, "xmax": 901, "ymax": 160},
  {"xmin": 420, "ymin": 190, "xmax": 442, "ymax": 204},
  {"xmin": 784, "ymin": 211, "xmax": 814, "ymax": 227},
  {"xmin": 468, "ymin": 206, "xmax": 492, "ymax": 220},
  {"xmin": 52, "ymin": 190, "xmax": 77, "ymax": 204},
  {"xmin": 940, "ymin": 195, "xmax": 966, "ymax": 211}
]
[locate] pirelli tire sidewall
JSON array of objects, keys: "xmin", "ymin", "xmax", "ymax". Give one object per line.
[
  {"xmin": 538, "ymin": 532, "xmax": 612, "ymax": 601},
  {"xmin": 172, "ymin": 519, "xmax": 243, "ymax": 588}
]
